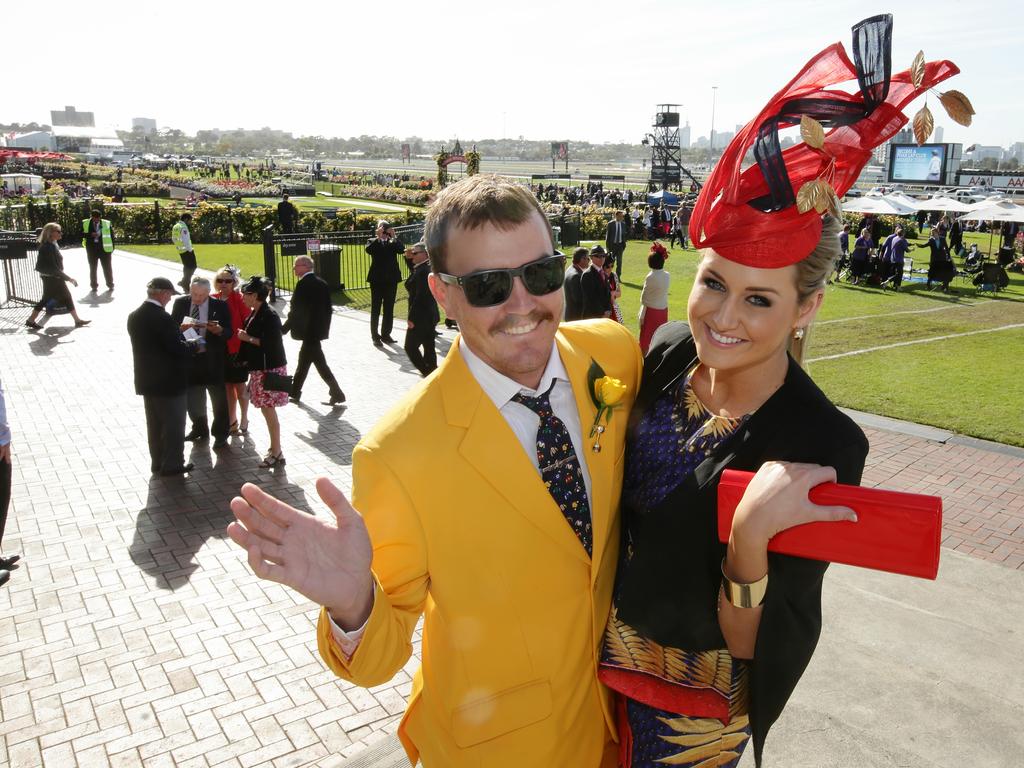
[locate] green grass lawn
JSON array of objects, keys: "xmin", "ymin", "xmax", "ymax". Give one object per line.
[{"xmin": 123, "ymin": 230, "xmax": 1024, "ymax": 445}]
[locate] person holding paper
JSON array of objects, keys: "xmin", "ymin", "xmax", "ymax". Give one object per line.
[{"xmin": 598, "ymin": 16, "xmax": 963, "ymax": 767}]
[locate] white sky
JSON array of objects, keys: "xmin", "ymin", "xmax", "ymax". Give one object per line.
[{"xmin": 4, "ymin": 0, "xmax": 1021, "ymax": 148}]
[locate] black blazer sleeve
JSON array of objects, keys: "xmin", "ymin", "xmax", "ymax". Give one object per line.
[{"xmin": 242, "ymin": 305, "xmax": 287, "ymax": 370}]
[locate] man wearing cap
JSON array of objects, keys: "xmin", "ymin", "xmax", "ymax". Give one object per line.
[
  {"xmin": 171, "ymin": 213, "xmax": 198, "ymax": 289},
  {"xmin": 127, "ymin": 278, "xmax": 195, "ymax": 476},
  {"xmin": 82, "ymin": 209, "xmax": 115, "ymax": 292},
  {"xmin": 580, "ymin": 245, "xmax": 613, "ymax": 319},
  {"xmin": 365, "ymin": 220, "xmax": 405, "ymax": 347},
  {"xmin": 402, "ymin": 240, "xmax": 439, "ymax": 376},
  {"xmin": 282, "ymin": 255, "xmax": 346, "ymax": 405}
]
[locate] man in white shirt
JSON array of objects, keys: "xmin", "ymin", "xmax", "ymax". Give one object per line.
[{"xmin": 227, "ymin": 175, "xmax": 642, "ymax": 766}]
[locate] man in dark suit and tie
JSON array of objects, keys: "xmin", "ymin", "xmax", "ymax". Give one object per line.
[
  {"xmin": 402, "ymin": 241, "xmax": 440, "ymax": 376},
  {"xmin": 282, "ymin": 255, "xmax": 346, "ymax": 405},
  {"xmin": 580, "ymin": 245, "xmax": 613, "ymax": 320},
  {"xmin": 171, "ymin": 277, "xmax": 233, "ymax": 448},
  {"xmin": 605, "ymin": 210, "xmax": 628, "ymax": 276},
  {"xmin": 563, "ymin": 247, "xmax": 589, "ymax": 321},
  {"xmin": 127, "ymin": 277, "xmax": 195, "ymax": 476},
  {"xmin": 365, "ymin": 220, "xmax": 405, "ymax": 347}
]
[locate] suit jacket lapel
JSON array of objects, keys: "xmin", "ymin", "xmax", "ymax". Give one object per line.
[
  {"xmin": 440, "ymin": 342, "xmax": 591, "ymax": 565},
  {"xmin": 556, "ymin": 330, "xmax": 618, "ymax": 582}
]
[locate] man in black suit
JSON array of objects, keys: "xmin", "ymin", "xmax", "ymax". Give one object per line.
[
  {"xmin": 605, "ymin": 210, "xmax": 629, "ymax": 275},
  {"xmin": 277, "ymin": 194, "xmax": 298, "ymax": 234},
  {"xmin": 127, "ymin": 277, "xmax": 195, "ymax": 476},
  {"xmin": 402, "ymin": 241, "xmax": 439, "ymax": 376},
  {"xmin": 170, "ymin": 277, "xmax": 233, "ymax": 448},
  {"xmin": 580, "ymin": 245, "xmax": 613, "ymax": 320},
  {"xmin": 365, "ymin": 220, "xmax": 405, "ymax": 347},
  {"xmin": 563, "ymin": 247, "xmax": 589, "ymax": 321},
  {"xmin": 282, "ymin": 256, "xmax": 346, "ymax": 405}
]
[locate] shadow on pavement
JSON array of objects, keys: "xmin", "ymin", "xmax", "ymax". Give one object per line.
[
  {"xmin": 129, "ymin": 437, "xmax": 312, "ymax": 591},
  {"xmin": 28, "ymin": 326, "xmax": 75, "ymax": 356}
]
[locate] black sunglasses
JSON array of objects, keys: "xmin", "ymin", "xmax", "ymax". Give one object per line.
[{"xmin": 437, "ymin": 253, "xmax": 566, "ymax": 308}]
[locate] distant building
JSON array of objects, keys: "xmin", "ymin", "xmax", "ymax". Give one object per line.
[
  {"xmin": 50, "ymin": 106, "xmax": 94, "ymax": 128},
  {"xmin": 5, "ymin": 131, "xmax": 56, "ymax": 151},
  {"xmin": 680, "ymin": 122, "xmax": 691, "ymax": 150},
  {"xmin": 1006, "ymin": 142, "xmax": 1024, "ymax": 162},
  {"xmin": 132, "ymin": 117, "xmax": 157, "ymax": 134},
  {"xmin": 51, "ymin": 125, "xmax": 123, "ymax": 156},
  {"xmin": 694, "ymin": 135, "xmax": 710, "ymax": 149},
  {"xmin": 934, "ymin": 125, "xmax": 944, "ymax": 143},
  {"xmin": 965, "ymin": 145, "xmax": 1004, "ymax": 163}
]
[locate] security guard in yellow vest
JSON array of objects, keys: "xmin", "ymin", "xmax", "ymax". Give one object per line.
[
  {"xmin": 171, "ymin": 212, "xmax": 197, "ymax": 289},
  {"xmin": 82, "ymin": 209, "xmax": 115, "ymax": 291}
]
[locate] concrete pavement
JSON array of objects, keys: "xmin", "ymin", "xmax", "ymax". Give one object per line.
[{"xmin": 0, "ymin": 246, "xmax": 1021, "ymax": 767}]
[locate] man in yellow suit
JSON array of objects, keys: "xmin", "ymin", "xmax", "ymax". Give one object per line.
[{"xmin": 227, "ymin": 175, "xmax": 642, "ymax": 766}]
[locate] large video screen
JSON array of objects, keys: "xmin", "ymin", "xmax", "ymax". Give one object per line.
[{"xmin": 889, "ymin": 144, "xmax": 946, "ymax": 183}]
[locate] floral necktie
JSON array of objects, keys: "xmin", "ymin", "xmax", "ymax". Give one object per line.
[{"xmin": 513, "ymin": 382, "xmax": 592, "ymax": 556}]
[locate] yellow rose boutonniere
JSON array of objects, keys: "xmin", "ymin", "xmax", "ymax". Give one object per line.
[{"xmin": 587, "ymin": 360, "xmax": 628, "ymax": 452}]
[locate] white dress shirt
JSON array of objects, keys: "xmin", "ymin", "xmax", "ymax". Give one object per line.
[{"xmin": 329, "ymin": 336, "xmax": 592, "ymax": 654}]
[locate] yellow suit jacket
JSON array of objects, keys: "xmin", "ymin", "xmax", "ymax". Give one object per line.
[{"xmin": 317, "ymin": 320, "xmax": 642, "ymax": 767}]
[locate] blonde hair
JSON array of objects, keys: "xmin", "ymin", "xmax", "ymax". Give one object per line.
[
  {"xmin": 789, "ymin": 215, "xmax": 841, "ymax": 365},
  {"xmin": 38, "ymin": 222, "xmax": 61, "ymax": 244}
]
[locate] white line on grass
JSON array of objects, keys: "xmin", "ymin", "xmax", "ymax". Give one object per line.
[
  {"xmin": 816, "ymin": 302, "xmax": 981, "ymax": 326},
  {"xmin": 807, "ymin": 324, "xmax": 1024, "ymax": 363}
]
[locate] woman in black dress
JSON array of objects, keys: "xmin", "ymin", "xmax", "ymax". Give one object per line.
[
  {"xmin": 25, "ymin": 223, "xmax": 90, "ymax": 329},
  {"xmin": 236, "ymin": 276, "xmax": 288, "ymax": 468},
  {"xmin": 599, "ymin": 16, "xmax": 963, "ymax": 767}
]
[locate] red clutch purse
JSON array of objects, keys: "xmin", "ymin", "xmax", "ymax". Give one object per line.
[{"xmin": 717, "ymin": 469, "xmax": 942, "ymax": 580}]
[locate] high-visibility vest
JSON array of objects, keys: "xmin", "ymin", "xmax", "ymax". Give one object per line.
[
  {"xmin": 82, "ymin": 218, "xmax": 114, "ymax": 253},
  {"xmin": 171, "ymin": 221, "xmax": 191, "ymax": 253}
]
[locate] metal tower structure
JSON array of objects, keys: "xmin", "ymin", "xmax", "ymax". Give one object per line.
[{"xmin": 645, "ymin": 104, "xmax": 683, "ymax": 191}]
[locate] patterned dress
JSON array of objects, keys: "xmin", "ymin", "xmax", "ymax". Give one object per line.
[{"xmin": 600, "ymin": 365, "xmax": 752, "ymax": 768}]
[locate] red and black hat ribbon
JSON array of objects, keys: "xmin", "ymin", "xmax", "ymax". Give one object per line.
[{"xmin": 748, "ymin": 14, "xmax": 893, "ymax": 214}]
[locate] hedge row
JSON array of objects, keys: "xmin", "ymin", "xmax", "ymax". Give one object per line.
[{"xmin": 2, "ymin": 198, "xmax": 426, "ymax": 244}]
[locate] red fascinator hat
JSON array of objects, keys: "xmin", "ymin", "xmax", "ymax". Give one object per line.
[{"xmin": 689, "ymin": 15, "xmax": 970, "ymax": 268}]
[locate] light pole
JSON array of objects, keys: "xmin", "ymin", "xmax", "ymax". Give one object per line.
[{"xmin": 710, "ymin": 86, "xmax": 718, "ymax": 158}]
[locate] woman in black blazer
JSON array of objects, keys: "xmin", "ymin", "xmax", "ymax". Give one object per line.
[
  {"xmin": 599, "ymin": 215, "xmax": 868, "ymax": 768},
  {"xmin": 237, "ymin": 276, "xmax": 288, "ymax": 467},
  {"xmin": 25, "ymin": 223, "xmax": 90, "ymax": 329},
  {"xmin": 597, "ymin": 17, "xmax": 962, "ymax": 764}
]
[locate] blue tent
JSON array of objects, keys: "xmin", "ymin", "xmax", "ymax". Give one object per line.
[{"xmin": 646, "ymin": 189, "xmax": 679, "ymax": 206}]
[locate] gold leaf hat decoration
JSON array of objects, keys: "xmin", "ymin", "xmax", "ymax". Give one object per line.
[{"xmin": 687, "ymin": 14, "xmax": 968, "ymax": 269}]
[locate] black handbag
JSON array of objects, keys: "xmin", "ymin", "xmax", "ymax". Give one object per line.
[{"xmin": 262, "ymin": 371, "xmax": 293, "ymax": 392}]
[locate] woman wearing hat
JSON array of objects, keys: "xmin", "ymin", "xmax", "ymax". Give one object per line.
[
  {"xmin": 236, "ymin": 276, "xmax": 288, "ymax": 467},
  {"xmin": 599, "ymin": 16, "xmax": 964, "ymax": 766}
]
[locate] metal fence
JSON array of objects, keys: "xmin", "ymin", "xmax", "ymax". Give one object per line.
[
  {"xmin": 262, "ymin": 222, "xmax": 426, "ymax": 298},
  {"xmin": 0, "ymin": 230, "xmax": 42, "ymax": 308}
]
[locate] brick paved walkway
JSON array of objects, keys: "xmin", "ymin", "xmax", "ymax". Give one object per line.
[{"xmin": 0, "ymin": 247, "xmax": 1021, "ymax": 767}]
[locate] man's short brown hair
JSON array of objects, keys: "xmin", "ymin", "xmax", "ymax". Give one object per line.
[{"xmin": 424, "ymin": 175, "xmax": 553, "ymax": 274}]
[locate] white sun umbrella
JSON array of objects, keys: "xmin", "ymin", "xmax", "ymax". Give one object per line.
[
  {"xmin": 959, "ymin": 200, "xmax": 1024, "ymax": 257},
  {"xmin": 884, "ymin": 192, "xmax": 923, "ymax": 212},
  {"xmin": 840, "ymin": 195, "xmax": 916, "ymax": 215},
  {"xmin": 918, "ymin": 196, "xmax": 971, "ymax": 213},
  {"xmin": 960, "ymin": 200, "xmax": 1024, "ymax": 223}
]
